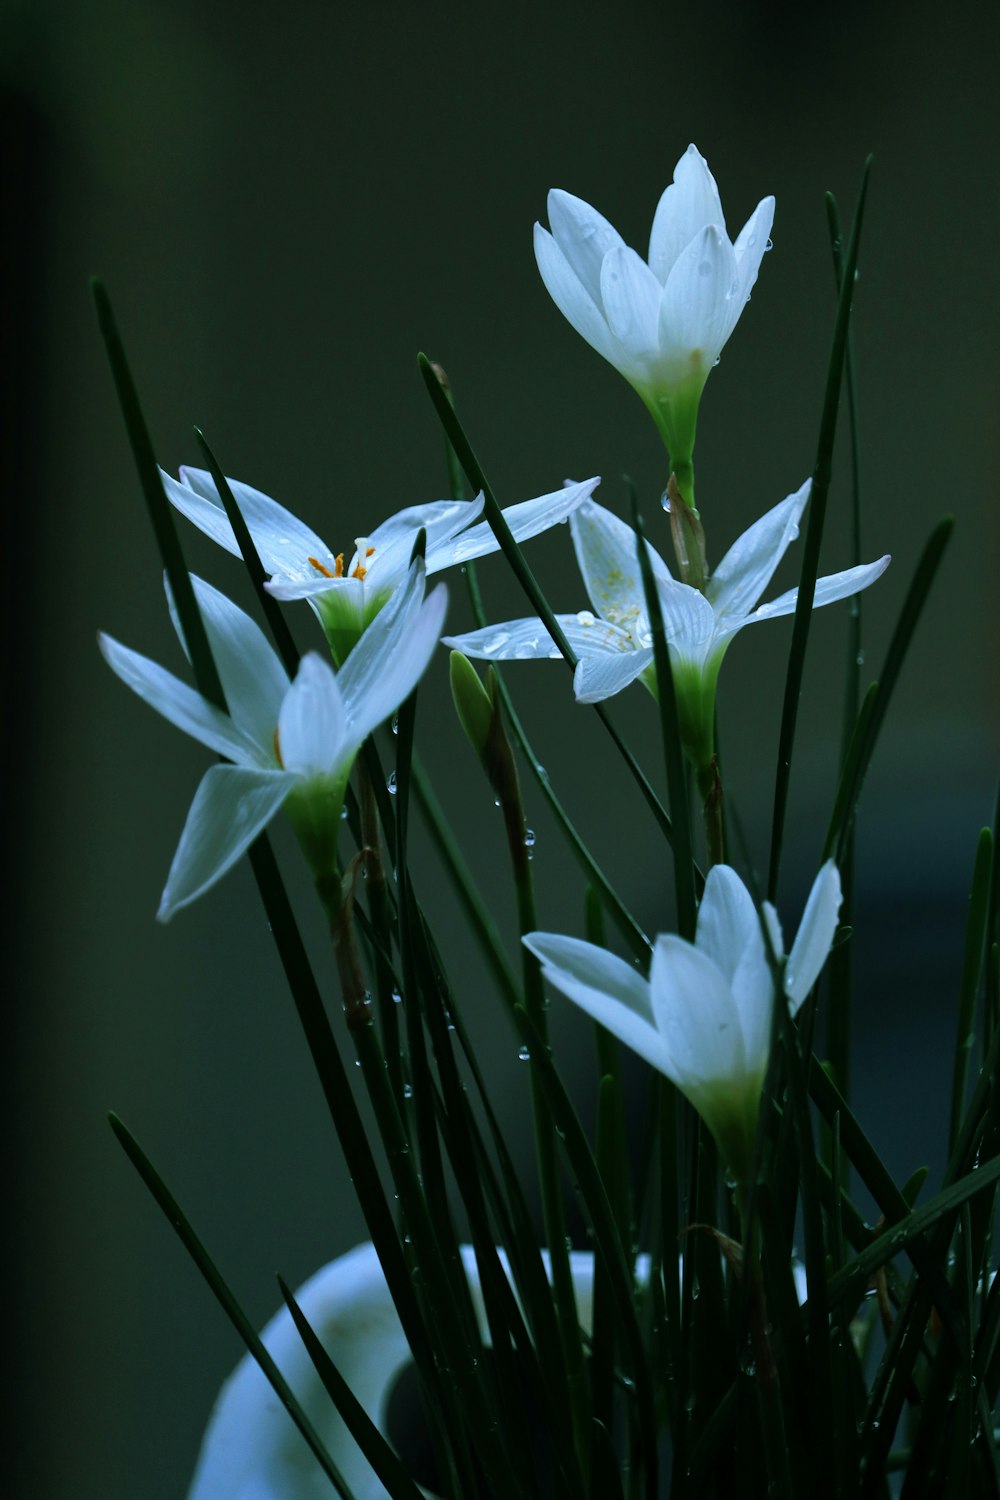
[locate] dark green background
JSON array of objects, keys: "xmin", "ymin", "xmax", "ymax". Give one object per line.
[{"xmin": 6, "ymin": 0, "xmax": 996, "ymax": 1494}]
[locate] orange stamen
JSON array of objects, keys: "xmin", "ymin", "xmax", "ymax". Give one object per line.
[
  {"xmin": 365, "ymin": 546, "xmax": 376, "ymax": 557},
  {"xmin": 351, "ymin": 563, "xmax": 368, "ymax": 580},
  {"xmin": 308, "ymin": 556, "xmax": 334, "ymax": 578},
  {"xmin": 334, "ymin": 553, "xmax": 344, "ymax": 577}
]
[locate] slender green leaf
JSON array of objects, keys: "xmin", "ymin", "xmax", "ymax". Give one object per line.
[{"xmin": 950, "ymin": 828, "xmax": 994, "ymax": 1152}]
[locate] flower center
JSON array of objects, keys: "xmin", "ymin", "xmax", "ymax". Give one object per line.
[{"xmin": 308, "ymin": 545, "xmax": 376, "ymax": 582}]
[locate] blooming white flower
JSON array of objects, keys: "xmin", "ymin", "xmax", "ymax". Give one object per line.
[
  {"xmin": 160, "ymin": 465, "xmax": 598, "ymax": 660},
  {"xmin": 535, "ymin": 145, "xmax": 774, "ymax": 490},
  {"xmin": 443, "ymin": 482, "xmax": 890, "ymax": 771},
  {"xmin": 99, "ymin": 561, "xmax": 447, "ymax": 919},
  {"xmin": 525, "ymin": 861, "xmax": 842, "ymax": 1185},
  {"xmin": 187, "ymin": 1241, "xmax": 599, "ymax": 1500}
]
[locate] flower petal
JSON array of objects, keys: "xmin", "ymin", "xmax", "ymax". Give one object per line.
[
  {"xmin": 648, "ymin": 936, "xmax": 748, "ymax": 1092},
  {"xmin": 573, "ymin": 648, "xmax": 654, "ymax": 702},
  {"xmin": 749, "ymin": 555, "xmax": 891, "ymax": 624},
  {"xmin": 648, "ymin": 144, "xmax": 726, "ymax": 285},
  {"xmin": 444, "ymin": 612, "xmax": 633, "ymax": 664},
  {"xmin": 695, "ymin": 865, "xmax": 765, "ymax": 986},
  {"xmin": 706, "ymin": 479, "xmax": 811, "ymax": 624},
  {"xmin": 99, "ymin": 633, "xmax": 258, "ymax": 765},
  {"xmin": 732, "ymin": 195, "xmax": 775, "ymax": 306},
  {"xmin": 534, "ymin": 222, "xmax": 621, "ymax": 367},
  {"xmin": 158, "ymin": 765, "xmax": 292, "ymax": 921},
  {"xmin": 166, "ymin": 574, "xmax": 289, "ymax": 760},
  {"xmin": 599, "ymin": 247, "xmax": 663, "ymax": 372},
  {"xmin": 546, "ymin": 189, "xmax": 626, "ymax": 307},
  {"xmin": 442, "ymin": 476, "xmax": 600, "ymax": 566},
  {"xmin": 784, "ymin": 861, "xmax": 842, "ymax": 1010},
  {"xmin": 658, "ymin": 223, "xmax": 739, "ymax": 370},
  {"xmin": 278, "ymin": 653, "xmax": 349, "ymax": 777},
  {"xmin": 569, "ymin": 499, "xmax": 670, "ymax": 633},
  {"xmin": 338, "ymin": 567, "xmax": 449, "ymax": 744},
  {"xmin": 165, "ymin": 467, "xmax": 338, "ymax": 591},
  {"xmin": 524, "ymin": 932, "xmax": 668, "ymax": 1070}
]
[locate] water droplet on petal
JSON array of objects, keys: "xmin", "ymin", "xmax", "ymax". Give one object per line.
[{"xmin": 765, "ymin": 237, "xmax": 774, "ymax": 252}]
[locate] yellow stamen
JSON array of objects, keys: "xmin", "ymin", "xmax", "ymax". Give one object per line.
[
  {"xmin": 365, "ymin": 546, "xmax": 376, "ymax": 557},
  {"xmin": 351, "ymin": 563, "xmax": 368, "ymax": 580},
  {"xmin": 308, "ymin": 556, "xmax": 334, "ymax": 579}
]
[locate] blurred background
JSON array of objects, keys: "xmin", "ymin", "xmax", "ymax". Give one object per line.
[{"xmin": 5, "ymin": 0, "xmax": 997, "ymax": 1493}]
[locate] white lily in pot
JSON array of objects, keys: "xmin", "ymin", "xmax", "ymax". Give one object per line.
[
  {"xmin": 525, "ymin": 861, "xmax": 842, "ymax": 1188},
  {"xmin": 444, "ymin": 482, "xmax": 890, "ymax": 776},
  {"xmin": 160, "ymin": 466, "xmax": 598, "ymax": 661},
  {"xmin": 535, "ymin": 144, "xmax": 774, "ymax": 504},
  {"xmin": 99, "ymin": 560, "xmax": 446, "ymax": 918}
]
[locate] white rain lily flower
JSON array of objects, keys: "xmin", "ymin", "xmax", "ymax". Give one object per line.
[
  {"xmin": 535, "ymin": 144, "xmax": 774, "ymax": 493},
  {"xmin": 526, "ymin": 861, "xmax": 842, "ymax": 1187},
  {"xmin": 99, "ymin": 561, "xmax": 447, "ymax": 919},
  {"xmin": 444, "ymin": 481, "xmax": 890, "ymax": 774},
  {"xmin": 160, "ymin": 465, "xmax": 598, "ymax": 660},
  {"xmin": 187, "ymin": 1241, "xmax": 601, "ymax": 1500}
]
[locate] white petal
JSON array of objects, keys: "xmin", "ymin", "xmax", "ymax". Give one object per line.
[
  {"xmin": 99, "ymin": 633, "xmax": 258, "ymax": 765},
  {"xmin": 707, "ymin": 480, "xmax": 811, "ymax": 625},
  {"xmin": 441, "ymin": 476, "xmax": 600, "ymax": 567},
  {"xmin": 187, "ymin": 1243, "xmax": 414, "ymax": 1500},
  {"xmin": 761, "ymin": 902, "xmax": 786, "ymax": 965},
  {"xmin": 444, "ymin": 612, "xmax": 633, "ymax": 664},
  {"xmin": 784, "ymin": 861, "xmax": 842, "ymax": 1010},
  {"xmin": 656, "ymin": 575, "xmax": 718, "ymax": 671},
  {"xmin": 732, "ymin": 196, "xmax": 775, "ymax": 305},
  {"xmin": 166, "ymin": 574, "xmax": 289, "ymax": 760},
  {"xmin": 569, "ymin": 499, "xmax": 670, "ymax": 633},
  {"xmin": 546, "ymin": 189, "xmax": 626, "ymax": 307},
  {"xmin": 277, "ymin": 654, "xmax": 349, "ymax": 778},
  {"xmin": 368, "ymin": 496, "xmax": 485, "ymax": 553},
  {"xmin": 158, "ymin": 766, "xmax": 291, "ymax": 921},
  {"xmin": 599, "ymin": 247, "xmax": 662, "ymax": 371},
  {"xmin": 648, "ymin": 144, "xmax": 726, "ymax": 285},
  {"xmin": 729, "ymin": 941, "xmax": 775, "ymax": 1079},
  {"xmin": 524, "ymin": 933, "xmax": 669, "ymax": 1071},
  {"xmin": 695, "ymin": 865, "xmax": 764, "ymax": 985},
  {"xmin": 749, "ymin": 555, "xmax": 891, "ymax": 624},
  {"xmin": 534, "ymin": 222, "xmax": 622, "ymax": 367},
  {"xmin": 165, "ymin": 468, "xmax": 338, "ymax": 590},
  {"xmin": 648, "ymin": 937, "xmax": 748, "ymax": 1090},
  {"xmin": 658, "ymin": 225, "xmax": 740, "ymax": 369},
  {"xmin": 573, "ymin": 648, "xmax": 653, "ymax": 702},
  {"xmin": 339, "ymin": 573, "xmax": 449, "ymax": 744}
]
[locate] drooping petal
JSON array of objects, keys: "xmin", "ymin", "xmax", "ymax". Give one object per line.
[
  {"xmin": 534, "ymin": 223, "xmax": 622, "ymax": 367},
  {"xmin": 338, "ymin": 569, "xmax": 449, "ymax": 745},
  {"xmin": 444, "ymin": 612, "xmax": 634, "ymax": 664},
  {"xmin": 441, "ymin": 476, "xmax": 601, "ymax": 567},
  {"xmin": 731, "ymin": 195, "xmax": 775, "ymax": 306},
  {"xmin": 569, "ymin": 499, "xmax": 670, "ymax": 634},
  {"xmin": 706, "ymin": 479, "xmax": 811, "ymax": 624},
  {"xmin": 166, "ymin": 574, "xmax": 289, "ymax": 761},
  {"xmin": 658, "ymin": 224, "xmax": 739, "ymax": 368},
  {"xmin": 165, "ymin": 467, "xmax": 338, "ymax": 588},
  {"xmin": 599, "ymin": 247, "xmax": 663, "ymax": 373},
  {"xmin": 367, "ymin": 496, "xmax": 485, "ymax": 553},
  {"xmin": 525, "ymin": 932, "xmax": 669, "ymax": 1072},
  {"xmin": 648, "ymin": 936, "xmax": 748, "ymax": 1092},
  {"xmin": 278, "ymin": 653, "xmax": 349, "ymax": 778},
  {"xmin": 99, "ymin": 633, "xmax": 260, "ymax": 766},
  {"xmin": 695, "ymin": 865, "xmax": 765, "ymax": 986},
  {"xmin": 546, "ymin": 188, "xmax": 626, "ymax": 307},
  {"xmin": 750, "ymin": 555, "xmax": 891, "ymax": 624},
  {"xmin": 784, "ymin": 861, "xmax": 842, "ymax": 1010},
  {"xmin": 158, "ymin": 765, "xmax": 292, "ymax": 921},
  {"xmin": 648, "ymin": 144, "xmax": 726, "ymax": 286},
  {"xmin": 573, "ymin": 648, "xmax": 654, "ymax": 702}
]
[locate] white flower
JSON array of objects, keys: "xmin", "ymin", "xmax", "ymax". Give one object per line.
[
  {"xmin": 160, "ymin": 466, "xmax": 598, "ymax": 659},
  {"xmin": 535, "ymin": 145, "xmax": 774, "ymax": 479},
  {"xmin": 443, "ymin": 482, "xmax": 890, "ymax": 770},
  {"xmin": 99, "ymin": 561, "xmax": 447, "ymax": 918},
  {"xmin": 525, "ymin": 862, "xmax": 842, "ymax": 1184},
  {"xmin": 187, "ymin": 1242, "xmax": 600, "ymax": 1500}
]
